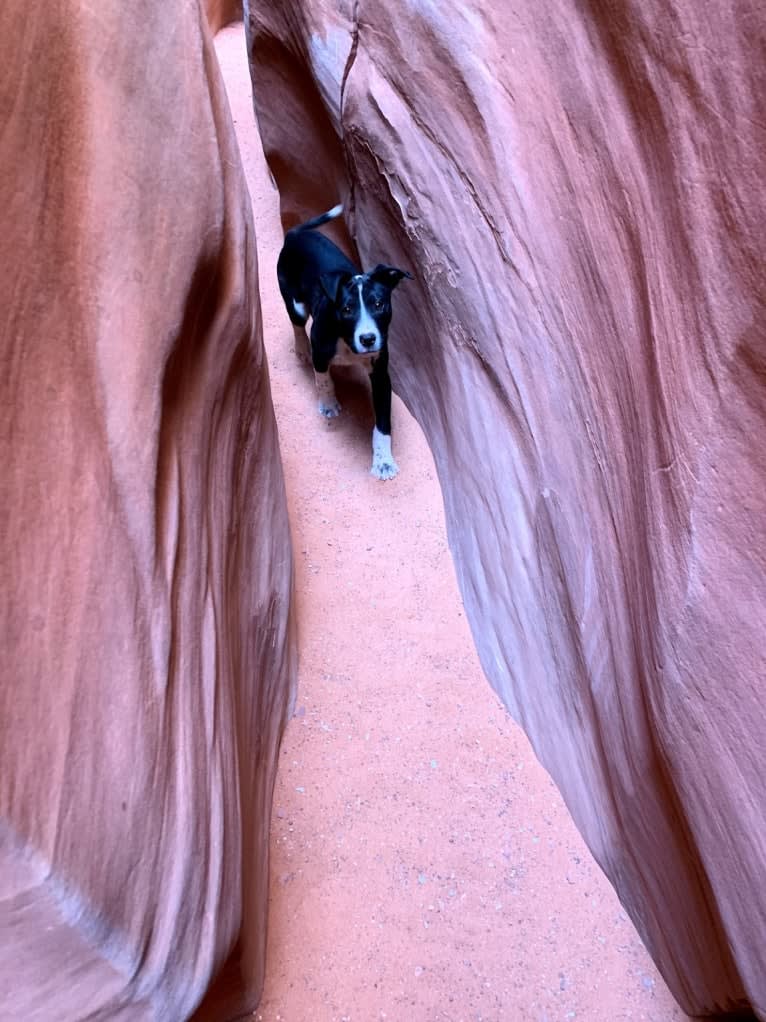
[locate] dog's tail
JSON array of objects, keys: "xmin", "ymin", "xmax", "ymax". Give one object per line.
[{"xmin": 290, "ymin": 204, "xmax": 344, "ymax": 233}]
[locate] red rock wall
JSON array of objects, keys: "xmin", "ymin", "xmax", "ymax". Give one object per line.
[
  {"xmin": 204, "ymin": 0, "xmax": 242, "ymax": 34},
  {"xmin": 0, "ymin": 2, "xmax": 295, "ymax": 1019},
  {"xmin": 244, "ymin": 2, "xmax": 766, "ymax": 1017}
]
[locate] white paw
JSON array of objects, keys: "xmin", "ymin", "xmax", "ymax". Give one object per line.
[
  {"xmin": 319, "ymin": 399, "xmax": 341, "ymax": 418},
  {"xmin": 371, "ymin": 427, "xmax": 397, "ymax": 480},
  {"xmin": 371, "ymin": 457, "xmax": 399, "ymax": 481}
]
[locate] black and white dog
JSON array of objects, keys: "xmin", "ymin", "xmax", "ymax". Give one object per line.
[{"xmin": 277, "ymin": 204, "xmax": 411, "ymax": 480}]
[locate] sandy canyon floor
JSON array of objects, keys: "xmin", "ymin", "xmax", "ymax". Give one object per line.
[{"xmin": 215, "ymin": 24, "xmax": 689, "ymax": 1022}]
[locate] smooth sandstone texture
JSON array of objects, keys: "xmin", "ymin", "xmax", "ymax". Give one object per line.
[
  {"xmin": 0, "ymin": 2, "xmax": 295, "ymax": 1020},
  {"xmin": 244, "ymin": 2, "xmax": 766, "ymax": 1018}
]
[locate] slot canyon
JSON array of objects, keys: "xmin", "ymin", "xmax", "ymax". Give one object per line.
[{"xmin": 1, "ymin": 1, "xmax": 763, "ymax": 1020}]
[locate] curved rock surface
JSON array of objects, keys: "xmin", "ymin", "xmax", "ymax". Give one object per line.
[
  {"xmin": 244, "ymin": 2, "xmax": 766, "ymax": 1017},
  {"xmin": 0, "ymin": 3, "xmax": 295, "ymax": 1020}
]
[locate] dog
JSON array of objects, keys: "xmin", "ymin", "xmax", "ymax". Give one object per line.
[{"xmin": 276, "ymin": 204, "xmax": 411, "ymax": 480}]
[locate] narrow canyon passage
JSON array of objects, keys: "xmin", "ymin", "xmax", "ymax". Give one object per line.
[{"xmin": 215, "ymin": 25, "xmax": 687, "ymax": 1022}]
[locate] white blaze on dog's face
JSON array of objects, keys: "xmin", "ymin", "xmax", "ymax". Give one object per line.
[
  {"xmin": 351, "ymin": 275, "xmax": 382, "ymax": 354},
  {"xmin": 333, "ymin": 273, "xmax": 386, "ymax": 355},
  {"xmin": 327, "ymin": 265, "xmax": 411, "ymax": 357}
]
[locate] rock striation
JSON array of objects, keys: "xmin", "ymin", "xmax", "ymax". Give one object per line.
[{"xmin": 0, "ymin": 2, "xmax": 295, "ymax": 1019}]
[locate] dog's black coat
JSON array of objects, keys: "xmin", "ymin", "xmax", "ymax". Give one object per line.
[{"xmin": 276, "ymin": 205, "xmax": 411, "ymax": 478}]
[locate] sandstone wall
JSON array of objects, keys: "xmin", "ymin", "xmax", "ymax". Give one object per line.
[
  {"xmin": 204, "ymin": 0, "xmax": 242, "ymax": 34},
  {"xmin": 0, "ymin": 2, "xmax": 295, "ymax": 1019},
  {"xmin": 244, "ymin": 2, "xmax": 766, "ymax": 1016}
]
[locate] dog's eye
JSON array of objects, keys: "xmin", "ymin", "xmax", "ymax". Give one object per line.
[
  {"xmin": 373, "ymin": 298, "xmax": 383, "ymax": 310},
  {"xmin": 341, "ymin": 304, "xmax": 352, "ymax": 316}
]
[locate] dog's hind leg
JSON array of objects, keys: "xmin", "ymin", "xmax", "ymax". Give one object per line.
[
  {"xmin": 314, "ymin": 370, "xmax": 341, "ymax": 418},
  {"xmin": 369, "ymin": 353, "xmax": 399, "ymax": 480},
  {"xmin": 277, "ymin": 267, "xmax": 312, "ymax": 362},
  {"xmin": 310, "ymin": 329, "xmax": 341, "ymax": 418},
  {"xmin": 292, "ymin": 323, "xmax": 311, "ymax": 363}
]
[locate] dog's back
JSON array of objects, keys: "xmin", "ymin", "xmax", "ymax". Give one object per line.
[
  {"xmin": 278, "ymin": 204, "xmax": 356, "ymax": 301},
  {"xmin": 281, "ymin": 226, "xmax": 356, "ymax": 277}
]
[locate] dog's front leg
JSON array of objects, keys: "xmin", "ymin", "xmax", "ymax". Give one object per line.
[{"xmin": 370, "ymin": 354, "xmax": 399, "ymax": 480}]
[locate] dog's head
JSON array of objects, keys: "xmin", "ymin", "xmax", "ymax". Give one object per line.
[{"xmin": 320, "ymin": 264, "xmax": 412, "ymax": 355}]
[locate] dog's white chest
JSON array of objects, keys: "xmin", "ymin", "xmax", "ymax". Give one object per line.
[{"xmin": 330, "ymin": 343, "xmax": 377, "ymax": 369}]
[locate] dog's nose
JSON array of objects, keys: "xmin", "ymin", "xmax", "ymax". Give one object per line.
[{"xmin": 359, "ymin": 333, "xmax": 377, "ymax": 349}]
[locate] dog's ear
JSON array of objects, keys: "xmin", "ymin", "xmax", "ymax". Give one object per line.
[
  {"xmin": 369, "ymin": 265, "xmax": 413, "ymax": 290},
  {"xmin": 320, "ymin": 271, "xmax": 352, "ymax": 304}
]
